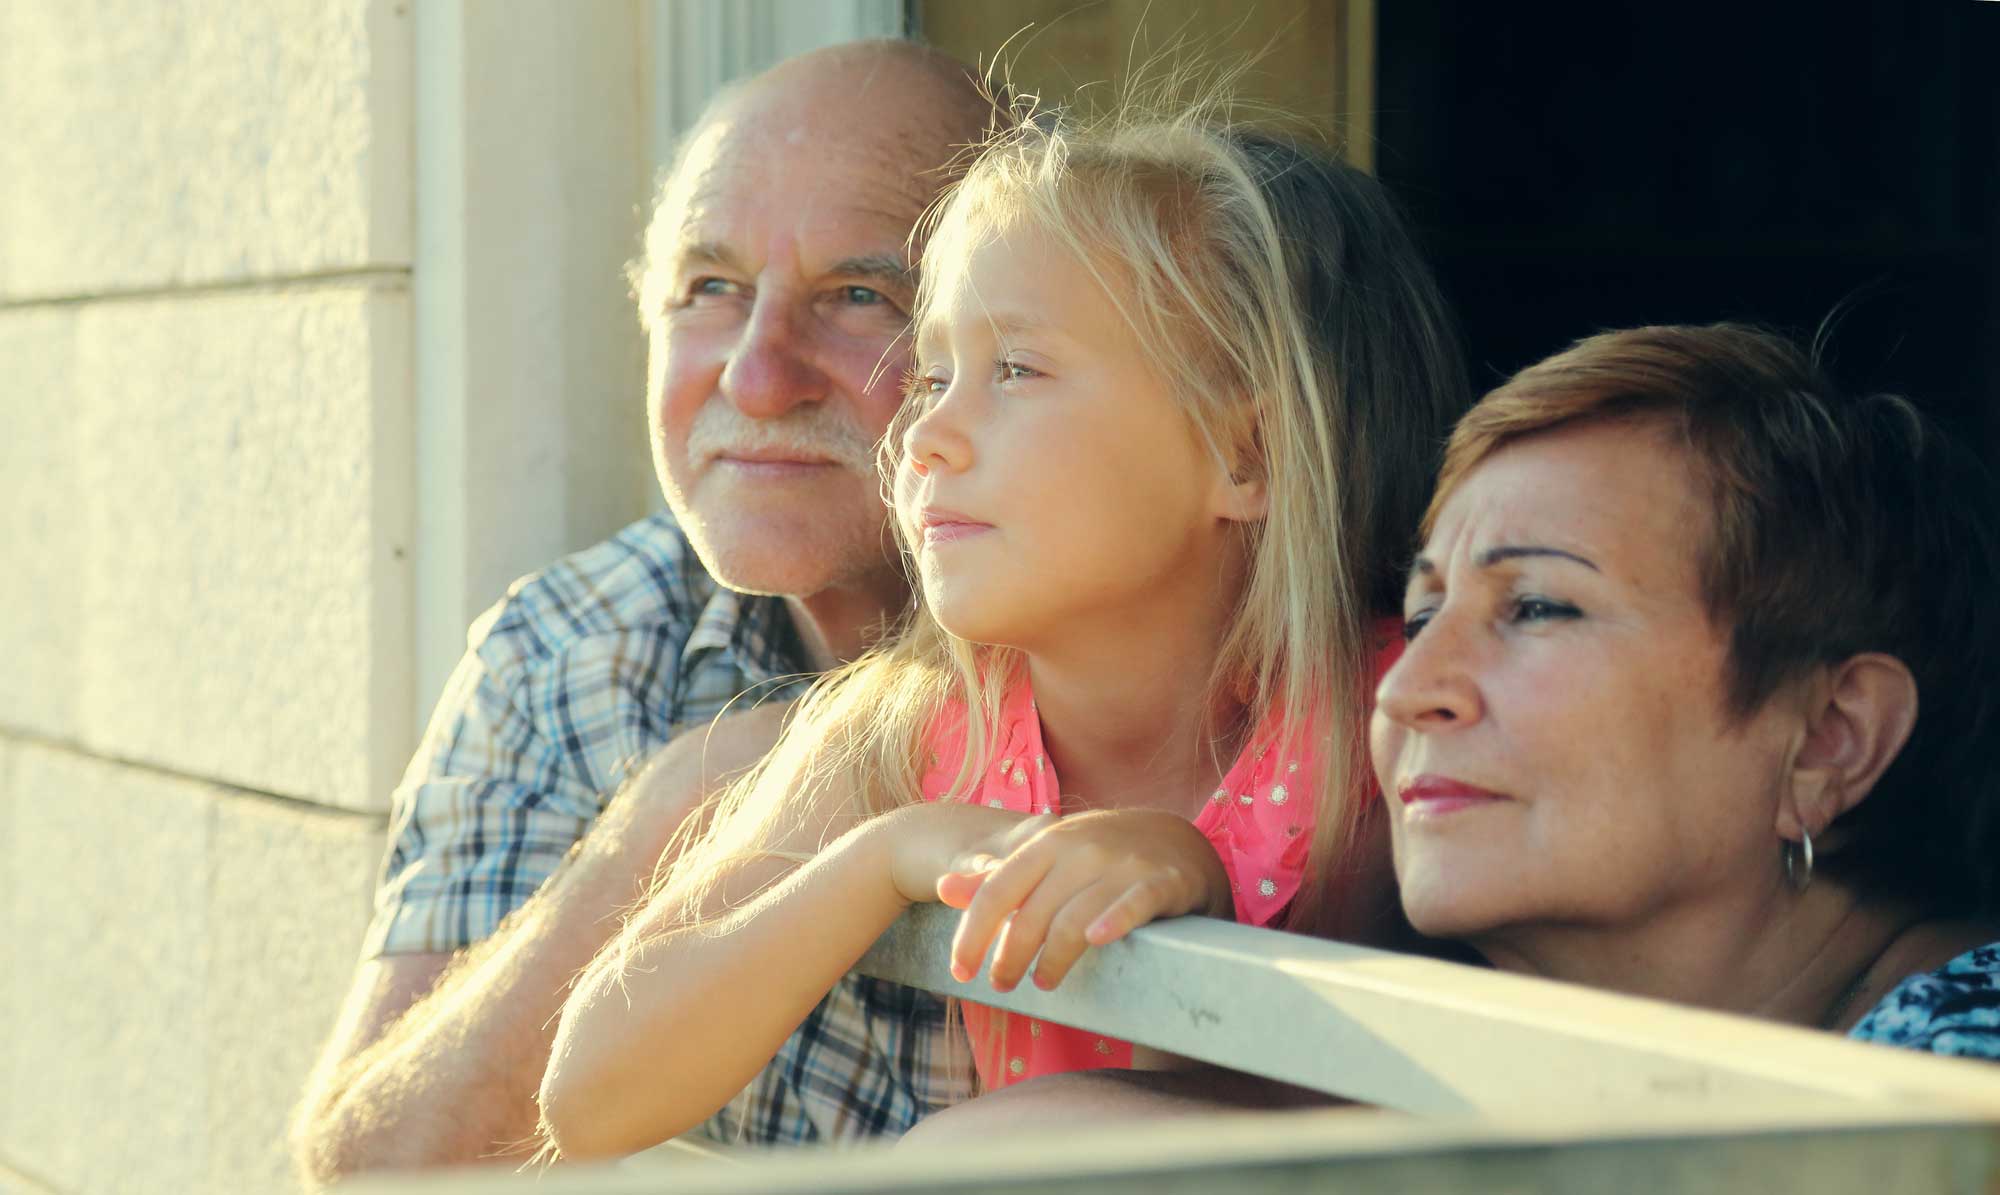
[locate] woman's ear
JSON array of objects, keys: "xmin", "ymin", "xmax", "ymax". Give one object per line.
[{"xmin": 1777, "ymin": 653, "xmax": 1919, "ymax": 839}]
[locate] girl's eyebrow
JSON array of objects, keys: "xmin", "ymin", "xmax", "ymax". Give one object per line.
[
  {"xmin": 1410, "ymin": 545, "xmax": 1602, "ymax": 575},
  {"xmin": 916, "ymin": 309, "xmax": 1070, "ymax": 360},
  {"xmin": 985, "ymin": 310, "xmax": 1058, "ymax": 338}
]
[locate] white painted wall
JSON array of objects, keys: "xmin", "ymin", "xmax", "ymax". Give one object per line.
[{"xmin": 0, "ymin": 2, "xmax": 902, "ymax": 1191}]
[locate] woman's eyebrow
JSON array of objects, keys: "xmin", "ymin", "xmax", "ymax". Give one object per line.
[
  {"xmin": 1475, "ymin": 545, "xmax": 1601, "ymax": 572},
  {"xmin": 1407, "ymin": 545, "xmax": 1602, "ymax": 576}
]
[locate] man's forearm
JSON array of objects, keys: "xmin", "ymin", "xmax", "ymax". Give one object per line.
[
  {"xmin": 293, "ymin": 835, "xmax": 654, "ymax": 1182},
  {"xmin": 292, "ymin": 708, "xmax": 782, "ymax": 1186}
]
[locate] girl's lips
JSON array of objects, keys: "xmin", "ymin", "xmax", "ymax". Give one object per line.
[
  {"xmin": 1398, "ymin": 774, "xmax": 1510, "ymax": 816},
  {"xmin": 918, "ymin": 508, "xmax": 994, "ymax": 544},
  {"xmin": 922, "ymin": 520, "xmax": 993, "ymax": 544}
]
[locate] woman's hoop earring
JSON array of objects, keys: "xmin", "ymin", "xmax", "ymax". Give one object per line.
[{"xmin": 1784, "ymin": 827, "xmax": 1815, "ymax": 892}]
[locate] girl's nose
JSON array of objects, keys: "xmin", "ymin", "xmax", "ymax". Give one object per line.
[{"xmin": 901, "ymin": 383, "xmax": 974, "ymax": 476}]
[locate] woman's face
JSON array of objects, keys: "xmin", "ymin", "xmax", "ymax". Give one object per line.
[{"xmin": 1370, "ymin": 418, "xmax": 1803, "ymax": 952}]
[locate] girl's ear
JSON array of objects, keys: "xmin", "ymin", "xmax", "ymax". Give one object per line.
[
  {"xmin": 1209, "ymin": 420, "xmax": 1268, "ymax": 524},
  {"xmin": 1213, "ymin": 473, "xmax": 1268, "ymax": 524},
  {"xmin": 1775, "ymin": 652, "xmax": 1918, "ymax": 841}
]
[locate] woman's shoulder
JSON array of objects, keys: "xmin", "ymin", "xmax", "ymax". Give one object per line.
[{"xmin": 1848, "ymin": 924, "xmax": 2000, "ymax": 1059}]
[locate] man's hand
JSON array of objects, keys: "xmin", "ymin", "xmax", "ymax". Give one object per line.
[
  {"xmin": 933, "ymin": 809, "xmax": 1232, "ymax": 992},
  {"xmin": 290, "ymin": 703, "xmax": 788, "ymax": 1186}
]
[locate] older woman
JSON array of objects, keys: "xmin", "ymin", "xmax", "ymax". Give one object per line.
[{"xmin": 1373, "ymin": 322, "xmax": 2000, "ymax": 1054}]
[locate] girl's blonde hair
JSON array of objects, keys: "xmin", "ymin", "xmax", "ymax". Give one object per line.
[{"xmin": 642, "ymin": 95, "xmax": 1467, "ymax": 944}]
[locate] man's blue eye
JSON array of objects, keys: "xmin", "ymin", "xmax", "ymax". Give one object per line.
[
  {"xmin": 843, "ymin": 286, "xmax": 884, "ymax": 305},
  {"xmin": 688, "ymin": 277, "xmax": 736, "ymax": 299}
]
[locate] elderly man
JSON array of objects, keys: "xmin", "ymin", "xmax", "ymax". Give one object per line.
[{"xmin": 291, "ymin": 41, "xmax": 995, "ymax": 1183}]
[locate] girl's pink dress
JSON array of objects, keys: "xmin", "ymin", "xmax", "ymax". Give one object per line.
[{"xmin": 917, "ymin": 629, "xmax": 1401, "ymax": 1090}]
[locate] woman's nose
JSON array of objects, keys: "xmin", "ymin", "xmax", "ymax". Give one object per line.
[{"xmin": 1375, "ymin": 610, "xmax": 1485, "ymax": 731}]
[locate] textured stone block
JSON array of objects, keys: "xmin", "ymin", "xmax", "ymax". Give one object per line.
[
  {"xmin": 0, "ymin": 311, "xmax": 84, "ymax": 742},
  {"xmin": 69, "ymin": 285, "xmax": 413, "ymax": 811},
  {"xmin": 0, "ymin": 0, "xmax": 412, "ymax": 299},
  {"xmin": 205, "ymin": 786, "xmax": 382, "ymax": 1191},
  {"xmin": 4, "ymin": 744, "xmax": 214, "ymax": 1195},
  {"xmin": 1, "ymin": 743, "xmax": 382, "ymax": 1194},
  {"xmin": 0, "ymin": 739, "xmax": 13, "ymax": 1164}
]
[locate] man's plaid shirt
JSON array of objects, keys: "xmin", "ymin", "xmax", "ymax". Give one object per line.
[{"xmin": 366, "ymin": 511, "xmax": 968, "ymax": 1144}]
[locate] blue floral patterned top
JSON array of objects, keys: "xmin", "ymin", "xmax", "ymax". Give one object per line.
[{"xmin": 1848, "ymin": 943, "xmax": 2000, "ymax": 1058}]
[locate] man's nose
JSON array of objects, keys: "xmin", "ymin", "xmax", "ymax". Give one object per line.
[
  {"xmin": 1375, "ymin": 611, "xmax": 1485, "ymax": 731},
  {"xmin": 719, "ymin": 296, "xmax": 830, "ymax": 418}
]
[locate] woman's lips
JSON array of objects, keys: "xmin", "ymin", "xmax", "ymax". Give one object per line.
[{"xmin": 1398, "ymin": 774, "xmax": 1510, "ymax": 816}]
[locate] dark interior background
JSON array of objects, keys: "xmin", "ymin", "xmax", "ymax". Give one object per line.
[{"xmin": 1373, "ymin": 2, "xmax": 1999, "ymax": 458}]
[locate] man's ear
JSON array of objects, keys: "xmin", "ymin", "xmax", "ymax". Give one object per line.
[{"xmin": 1777, "ymin": 653, "xmax": 1919, "ymax": 840}]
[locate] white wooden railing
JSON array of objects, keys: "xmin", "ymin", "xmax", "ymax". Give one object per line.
[{"xmin": 343, "ymin": 906, "xmax": 2000, "ymax": 1194}]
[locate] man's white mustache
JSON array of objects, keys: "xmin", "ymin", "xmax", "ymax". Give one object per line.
[{"xmin": 685, "ymin": 403, "xmax": 880, "ymax": 473}]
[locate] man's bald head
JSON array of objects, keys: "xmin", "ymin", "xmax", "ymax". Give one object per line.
[
  {"xmin": 637, "ymin": 40, "xmax": 997, "ymax": 610},
  {"xmin": 633, "ymin": 41, "xmax": 995, "ymax": 326}
]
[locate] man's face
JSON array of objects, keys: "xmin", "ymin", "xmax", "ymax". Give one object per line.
[{"xmin": 646, "ymin": 100, "xmax": 932, "ymax": 598}]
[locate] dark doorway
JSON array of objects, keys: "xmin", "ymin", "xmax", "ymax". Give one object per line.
[{"xmin": 1375, "ymin": 3, "xmax": 1999, "ymax": 457}]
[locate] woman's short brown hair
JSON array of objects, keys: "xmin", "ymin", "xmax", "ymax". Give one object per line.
[{"xmin": 1428, "ymin": 323, "xmax": 2000, "ymax": 915}]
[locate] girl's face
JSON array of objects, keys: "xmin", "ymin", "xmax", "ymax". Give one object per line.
[
  {"xmin": 1369, "ymin": 419, "xmax": 1804, "ymax": 955},
  {"xmin": 896, "ymin": 224, "xmax": 1251, "ymax": 653}
]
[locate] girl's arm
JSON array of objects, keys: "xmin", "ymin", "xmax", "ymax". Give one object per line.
[{"xmin": 536, "ymin": 762, "xmax": 1023, "ymax": 1161}]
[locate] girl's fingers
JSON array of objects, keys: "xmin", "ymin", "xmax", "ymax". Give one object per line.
[
  {"xmin": 1083, "ymin": 877, "xmax": 1171, "ymax": 947},
  {"xmin": 934, "ymin": 867, "xmax": 991, "ymax": 909},
  {"xmin": 983, "ymin": 866, "xmax": 1103, "ymax": 992},
  {"xmin": 948, "ymin": 847, "xmax": 1058, "ymax": 982},
  {"xmin": 1030, "ymin": 879, "xmax": 1136, "ymax": 990}
]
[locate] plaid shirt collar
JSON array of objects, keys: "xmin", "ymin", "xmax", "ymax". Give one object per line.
[{"xmin": 676, "ymin": 583, "xmax": 810, "ymax": 712}]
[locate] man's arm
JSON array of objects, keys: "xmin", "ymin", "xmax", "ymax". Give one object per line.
[{"xmin": 289, "ymin": 706, "xmax": 786, "ymax": 1187}]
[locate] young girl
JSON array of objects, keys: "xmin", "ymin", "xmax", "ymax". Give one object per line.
[{"xmin": 538, "ymin": 104, "xmax": 1467, "ymax": 1159}]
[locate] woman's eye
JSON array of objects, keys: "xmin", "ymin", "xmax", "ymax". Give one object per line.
[
  {"xmin": 1511, "ymin": 596, "xmax": 1581, "ymax": 623},
  {"xmin": 1401, "ymin": 608, "xmax": 1436, "ymax": 641}
]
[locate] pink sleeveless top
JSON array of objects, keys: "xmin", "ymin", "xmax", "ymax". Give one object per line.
[{"xmin": 916, "ymin": 627, "xmax": 1402, "ymax": 1090}]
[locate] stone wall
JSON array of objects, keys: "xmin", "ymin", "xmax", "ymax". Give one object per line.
[
  {"xmin": 0, "ymin": 3, "xmax": 895, "ymax": 1189},
  {"xmin": 0, "ymin": 3, "xmax": 412, "ymax": 1190}
]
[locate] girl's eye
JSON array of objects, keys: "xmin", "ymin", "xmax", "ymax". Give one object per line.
[
  {"xmin": 1510, "ymin": 596, "xmax": 1581, "ymax": 624},
  {"xmin": 997, "ymin": 359, "xmax": 1038, "ymax": 383},
  {"xmin": 1401, "ymin": 608, "xmax": 1436, "ymax": 642},
  {"xmin": 905, "ymin": 370, "xmax": 949, "ymax": 402}
]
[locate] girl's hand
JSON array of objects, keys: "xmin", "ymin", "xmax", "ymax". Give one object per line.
[
  {"xmin": 879, "ymin": 801, "xmax": 1039, "ymax": 907},
  {"xmin": 935, "ymin": 810, "xmax": 1231, "ymax": 993}
]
